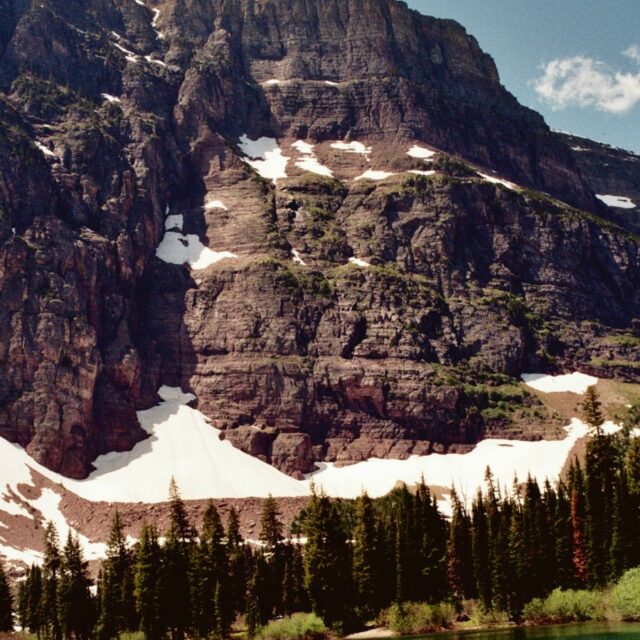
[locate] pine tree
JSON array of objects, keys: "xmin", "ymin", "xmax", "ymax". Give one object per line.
[
  {"xmin": 609, "ymin": 471, "xmax": 633, "ymax": 579},
  {"xmin": 97, "ymin": 511, "xmax": 137, "ymax": 640},
  {"xmin": 135, "ymin": 524, "xmax": 164, "ymax": 640},
  {"xmin": 258, "ymin": 495, "xmax": 286, "ymax": 617},
  {"xmin": 42, "ymin": 522, "xmax": 62, "ymax": 640},
  {"xmin": 553, "ymin": 482, "xmax": 574, "ymax": 589},
  {"xmin": 58, "ymin": 533, "xmax": 94, "ymax": 640},
  {"xmin": 585, "ymin": 435, "xmax": 618, "ymax": 586},
  {"xmin": 352, "ymin": 493, "xmax": 378, "ymax": 620},
  {"xmin": 245, "ymin": 566, "xmax": 262, "ymax": 639},
  {"xmin": 226, "ymin": 507, "xmax": 247, "ymax": 616},
  {"xmin": 569, "ymin": 463, "xmax": 588, "ymax": 586},
  {"xmin": 507, "ymin": 490, "xmax": 526, "ymax": 622},
  {"xmin": 446, "ymin": 488, "xmax": 474, "ymax": 608},
  {"xmin": 23, "ymin": 565, "xmax": 43, "ymax": 636},
  {"xmin": 471, "ymin": 491, "xmax": 491, "ymax": 610},
  {"xmin": 0, "ymin": 560, "xmax": 13, "ymax": 631},
  {"xmin": 624, "ymin": 437, "xmax": 640, "ymax": 567},
  {"xmin": 582, "ymin": 385, "xmax": 604, "ymax": 436},
  {"xmin": 303, "ymin": 488, "xmax": 354, "ymax": 631},
  {"xmin": 259, "ymin": 496, "xmax": 284, "ymax": 551},
  {"xmin": 162, "ymin": 480, "xmax": 193, "ymax": 640}
]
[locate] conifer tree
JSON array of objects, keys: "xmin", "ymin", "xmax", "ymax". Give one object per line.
[
  {"xmin": 609, "ymin": 471, "xmax": 633, "ymax": 579},
  {"xmin": 569, "ymin": 463, "xmax": 588, "ymax": 586},
  {"xmin": 582, "ymin": 385, "xmax": 604, "ymax": 436},
  {"xmin": 58, "ymin": 533, "xmax": 94, "ymax": 640},
  {"xmin": 624, "ymin": 437, "xmax": 640, "ymax": 567},
  {"xmin": 259, "ymin": 495, "xmax": 284, "ymax": 551},
  {"xmin": 226, "ymin": 507, "xmax": 247, "ymax": 616},
  {"xmin": 0, "ymin": 560, "xmax": 13, "ymax": 632},
  {"xmin": 245, "ymin": 567, "xmax": 262, "ymax": 639},
  {"xmin": 22, "ymin": 565, "xmax": 43, "ymax": 636},
  {"xmin": 303, "ymin": 488, "xmax": 353, "ymax": 631},
  {"xmin": 447, "ymin": 488, "xmax": 474, "ymax": 607},
  {"xmin": 97, "ymin": 511, "xmax": 136, "ymax": 639},
  {"xmin": 553, "ymin": 483, "xmax": 574, "ymax": 589},
  {"xmin": 507, "ymin": 493, "xmax": 526, "ymax": 621},
  {"xmin": 585, "ymin": 435, "xmax": 618, "ymax": 586},
  {"xmin": 162, "ymin": 479, "xmax": 194, "ymax": 640},
  {"xmin": 471, "ymin": 491, "xmax": 491, "ymax": 610},
  {"xmin": 135, "ymin": 524, "xmax": 164, "ymax": 640},
  {"xmin": 258, "ymin": 495, "xmax": 286, "ymax": 618},
  {"xmin": 352, "ymin": 492, "xmax": 378, "ymax": 620},
  {"xmin": 42, "ymin": 522, "xmax": 62, "ymax": 640}
]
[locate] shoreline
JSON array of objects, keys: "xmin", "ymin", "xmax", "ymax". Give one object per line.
[{"xmin": 343, "ymin": 619, "xmax": 640, "ymax": 639}]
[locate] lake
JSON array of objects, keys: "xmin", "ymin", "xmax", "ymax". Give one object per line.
[{"xmin": 411, "ymin": 623, "xmax": 640, "ymax": 640}]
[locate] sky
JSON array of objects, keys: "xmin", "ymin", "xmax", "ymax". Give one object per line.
[{"xmin": 406, "ymin": 1, "xmax": 640, "ymax": 153}]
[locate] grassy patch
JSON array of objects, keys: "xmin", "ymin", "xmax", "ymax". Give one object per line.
[
  {"xmin": 523, "ymin": 588, "xmax": 605, "ymax": 624},
  {"xmin": 380, "ymin": 601, "xmax": 456, "ymax": 634},
  {"xmin": 257, "ymin": 613, "xmax": 329, "ymax": 640}
]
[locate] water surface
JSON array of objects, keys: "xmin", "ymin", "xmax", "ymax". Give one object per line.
[{"xmin": 412, "ymin": 622, "xmax": 640, "ymax": 640}]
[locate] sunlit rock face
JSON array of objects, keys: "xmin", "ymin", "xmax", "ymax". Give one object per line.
[{"xmin": 0, "ymin": 0, "xmax": 638, "ymax": 479}]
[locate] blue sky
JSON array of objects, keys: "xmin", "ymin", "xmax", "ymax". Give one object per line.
[{"xmin": 407, "ymin": 1, "xmax": 640, "ymax": 153}]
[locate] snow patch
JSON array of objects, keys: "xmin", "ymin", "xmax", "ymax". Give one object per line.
[
  {"xmin": 292, "ymin": 140, "xmax": 315, "ymax": 156},
  {"xmin": 30, "ymin": 489, "xmax": 107, "ymax": 560},
  {"xmin": 164, "ymin": 214, "xmax": 183, "ymax": 231},
  {"xmin": 324, "ymin": 81, "xmax": 339, "ymax": 86},
  {"xmin": 263, "ymin": 79, "xmax": 282, "ymax": 86},
  {"xmin": 349, "ymin": 257, "xmax": 370, "ymax": 268},
  {"xmin": 101, "ymin": 93, "xmax": 121, "ymax": 104},
  {"xmin": 292, "ymin": 249, "xmax": 306, "ymax": 265},
  {"xmin": 478, "ymin": 172, "xmax": 517, "ymax": 190},
  {"xmin": 521, "ymin": 372, "xmax": 599, "ymax": 394},
  {"xmin": 59, "ymin": 386, "xmax": 308, "ymax": 502},
  {"xmin": 150, "ymin": 7, "xmax": 164, "ymax": 39},
  {"xmin": 407, "ymin": 145, "xmax": 436, "ymax": 160},
  {"xmin": 331, "ymin": 141, "xmax": 372, "ymax": 159},
  {"xmin": 355, "ymin": 170, "xmax": 395, "ymax": 181},
  {"xmin": 409, "ymin": 170, "xmax": 436, "ymax": 177},
  {"xmin": 144, "ymin": 55, "xmax": 167, "ymax": 68},
  {"xmin": 204, "ymin": 199, "xmax": 228, "ymax": 211},
  {"xmin": 291, "ymin": 140, "xmax": 333, "ymax": 177},
  {"xmin": 596, "ymin": 194, "xmax": 636, "ymax": 209},
  {"xmin": 34, "ymin": 141, "xmax": 56, "ymax": 158},
  {"xmin": 0, "ymin": 543, "xmax": 43, "ymax": 567},
  {"xmin": 307, "ymin": 418, "xmax": 596, "ymax": 500},
  {"xmin": 238, "ymin": 135, "xmax": 289, "ymax": 182},
  {"xmin": 112, "ymin": 41, "xmax": 139, "ymax": 64},
  {"xmin": 156, "ymin": 232, "xmax": 237, "ymax": 270}
]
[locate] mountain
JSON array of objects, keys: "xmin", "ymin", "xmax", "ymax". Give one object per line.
[{"xmin": 0, "ymin": 0, "xmax": 639, "ymax": 483}]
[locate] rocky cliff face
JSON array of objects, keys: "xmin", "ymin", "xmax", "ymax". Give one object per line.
[
  {"xmin": 0, "ymin": 0, "xmax": 638, "ymax": 478},
  {"xmin": 559, "ymin": 132, "xmax": 640, "ymax": 235}
]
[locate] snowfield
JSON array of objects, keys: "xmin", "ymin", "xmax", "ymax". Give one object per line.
[
  {"xmin": 477, "ymin": 172, "xmax": 517, "ymax": 190},
  {"xmin": 156, "ymin": 210, "xmax": 237, "ymax": 269},
  {"xmin": 0, "ymin": 377, "xmax": 629, "ymax": 564},
  {"xmin": 330, "ymin": 141, "xmax": 372, "ymax": 158},
  {"xmin": 407, "ymin": 145, "xmax": 436, "ymax": 160},
  {"xmin": 308, "ymin": 418, "xmax": 597, "ymax": 500},
  {"xmin": 355, "ymin": 170, "xmax": 395, "ymax": 181},
  {"xmin": 409, "ymin": 170, "xmax": 436, "ymax": 177},
  {"xmin": 238, "ymin": 135, "xmax": 289, "ymax": 182},
  {"xmin": 521, "ymin": 372, "xmax": 598, "ymax": 394},
  {"xmin": 596, "ymin": 194, "xmax": 636, "ymax": 209},
  {"xmin": 348, "ymin": 257, "xmax": 371, "ymax": 268},
  {"xmin": 292, "ymin": 140, "xmax": 333, "ymax": 177},
  {"xmin": 34, "ymin": 141, "xmax": 56, "ymax": 158}
]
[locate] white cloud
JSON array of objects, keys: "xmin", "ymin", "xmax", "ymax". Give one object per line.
[
  {"xmin": 533, "ymin": 55, "xmax": 640, "ymax": 114},
  {"xmin": 623, "ymin": 45, "xmax": 640, "ymax": 64}
]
